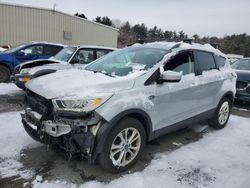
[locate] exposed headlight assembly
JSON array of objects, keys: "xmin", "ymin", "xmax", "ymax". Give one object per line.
[
  {"xmin": 20, "ymin": 68, "xmax": 31, "ymax": 74},
  {"xmin": 52, "ymin": 94, "xmax": 113, "ymax": 113}
]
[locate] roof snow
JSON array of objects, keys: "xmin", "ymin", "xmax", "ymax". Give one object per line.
[{"xmin": 136, "ymin": 41, "xmax": 225, "ymax": 57}]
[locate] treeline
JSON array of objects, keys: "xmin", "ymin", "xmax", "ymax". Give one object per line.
[
  {"xmin": 74, "ymin": 13, "xmax": 250, "ymax": 57},
  {"xmin": 196, "ymin": 34, "xmax": 250, "ymax": 57}
]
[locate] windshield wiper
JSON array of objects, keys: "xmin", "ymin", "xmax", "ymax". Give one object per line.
[{"xmin": 93, "ymin": 71, "xmax": 115, "ymax": 77}]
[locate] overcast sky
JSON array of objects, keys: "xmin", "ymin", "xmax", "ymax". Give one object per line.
[{"xmin": 1, "ymin": 0, "xmax": 249, "ymax": 37}]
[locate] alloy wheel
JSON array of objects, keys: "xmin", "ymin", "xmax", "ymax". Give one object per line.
[{"xmin": 110, "ymin": 127, "xmax": 141, "ymax": 167}]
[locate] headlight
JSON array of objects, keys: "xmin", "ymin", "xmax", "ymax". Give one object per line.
[
  {"xmin": 20, "ymin": 68, "xmax": 30, "ymax": 74},
  {"xmin": 52, "ymin": 94, "xmax": 113, "ymax": 113},
  {"xmin": 20, "ymin": 76, "xmax": 31, "ymax": 82}
]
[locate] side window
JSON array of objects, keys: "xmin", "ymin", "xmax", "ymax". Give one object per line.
[
  {"xmin": 196, "ymin": 51, "xmax": 216, "ymax": 74},
  {"xmin": 44, "ymin": 45, "xmax": 63, "ymax": 56},
  {"xmin": 72, "ymin": 49, "xmax": 94, "ymax": 64},
  {"xmin": 215, "ymin": 55, "xmax": 226, "ymax": 68},
  {"xmin": 21, "ymin": 45, "xmax": 43, "ymax": 56},
  {"xmin": 164, "ymin": 52, "xmax": 194, "ymax": 75},
  {"xmin": 96, "ymin": 50, "xmax": 110, "ymax": 59}
]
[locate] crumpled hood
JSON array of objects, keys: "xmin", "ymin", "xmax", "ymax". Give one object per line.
[
  {"xmin": 28, "ymin": 62, "xmax": 72, "ymax": 75},
  {"xmin": 19, "ymin": 59, "xmax": 60, "ymax": 69},
  {"xmin": 26, "ymin": 69, "xmax": 136, "ymax": 99}
]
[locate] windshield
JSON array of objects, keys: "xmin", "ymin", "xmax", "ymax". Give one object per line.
[
  {"xmin": 4, "ymin": 44, "xmax": 27, "ymax": 53},
  {"xmin": 231, "ymin": 59, "xmax": 250, "ymax": 71},
  {"xmin": 52, "ymin": 47, "xmax": 77, "ymax": 62},
  {"xmin": 85, "ymin": 47, "xmax": 169, "ymax": 77}
]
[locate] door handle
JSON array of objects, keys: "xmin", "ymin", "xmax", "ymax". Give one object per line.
[{"xmin": 148, "ymin": 95, "xmax": 156, "ymax": 100}]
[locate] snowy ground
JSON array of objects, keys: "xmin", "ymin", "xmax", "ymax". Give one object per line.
[
  {"xmin": 0, "ymin": 110, "xmax": 250, "ymax": 188},
  {"xmin": 0, "ymin": 83, "xmax": 23, "ymax": 95}
]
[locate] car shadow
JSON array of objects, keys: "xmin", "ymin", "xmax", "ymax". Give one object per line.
[{"xmin": 16, "ymin": 122, "xmax": 209, "ymax": 186}]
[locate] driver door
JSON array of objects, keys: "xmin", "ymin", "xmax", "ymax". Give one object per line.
[
  {"xmin": 70, "ymin": 49, "xmax": 94, "ymax": 68},
  {"xmin": 15, "ymin": 45, "xmax": 44, "ymax": 65},
  {"xmin": 153, "ymin": 50, "xmax": 201, "ymax": 131}
]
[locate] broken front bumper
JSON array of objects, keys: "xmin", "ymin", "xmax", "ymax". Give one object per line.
[{"xmin": 21, "ymin": 108, "xmax": 99, "ymax": 160}]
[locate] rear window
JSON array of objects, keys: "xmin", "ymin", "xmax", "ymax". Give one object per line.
[
  {"xmin": 215, "ymin": 55, "xmax": 226, "ymax": 68},
  {"xmin": 196, "ymin": 51, "xmax": 216, "ymax": 74},
  {"xmin": 44, "ymin": 45, "xmax": 63, "ymax": 56}
]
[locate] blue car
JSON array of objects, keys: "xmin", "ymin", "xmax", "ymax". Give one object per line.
[{"xmin": 0, "ymin": 42, "xmax": 65, "ymax": 82}]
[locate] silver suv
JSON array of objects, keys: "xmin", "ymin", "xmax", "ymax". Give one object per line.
[{"xmin": 22, "ymin": 42, "xmax": 236, "ymax": 173}]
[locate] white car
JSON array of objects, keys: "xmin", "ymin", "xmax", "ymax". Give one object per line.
[{"xmin": 14, "ymin": 45, "xmax": 116, "ymax": 89}]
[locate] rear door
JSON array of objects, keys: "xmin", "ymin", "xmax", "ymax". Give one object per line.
[{"xmin": 194, "ymin": 50, "xmax": 223, "ymax": 111}]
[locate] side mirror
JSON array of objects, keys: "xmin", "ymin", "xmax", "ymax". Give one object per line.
[
  {"xmin": 16, "ymin": 51, "xmax": 25, "ymax": 56},
  {"xmin": 158, "ymin": 70, "xmax": 182, "ymax": 83},
  {"xmin": 70, "ymin": 59, "xmax": 79, "ymax": 64}
]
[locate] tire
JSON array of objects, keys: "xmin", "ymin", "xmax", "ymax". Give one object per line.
[
  {"xmin": 208, "ymin": 98, "xmax": 232, "ymax": 129},
  {"xmin": 99, "ymin": 117, "xmax": 146, "ymax": 173},
  {"xmin": 0, "ymin": 65, "xmax": 10, "ymax": 82}
]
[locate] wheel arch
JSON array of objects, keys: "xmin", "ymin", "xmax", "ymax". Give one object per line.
[
  {"xmin": 94, "ymin": 109, "xmax": 153, "ymax": 155},
  {"xmin": 221, "ymin": 91, "xmax": 234, "ymax": 106},
  {"xmin": 0, "ymin": 62, "xmax": 11, "ymax": 73}
]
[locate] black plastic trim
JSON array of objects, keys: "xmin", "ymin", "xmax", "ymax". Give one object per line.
[{"xmin": 94, "ymin": 109, "xmax": 153, "ymax": 154}]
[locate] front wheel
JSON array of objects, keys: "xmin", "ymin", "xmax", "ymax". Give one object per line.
[
  {"xmin": 208, "ymin": 98, "xmax": 231, "ymax": 129},
  {"xmin": 99, "ymin": 117, "xmax": 146, "ymax": 173}
]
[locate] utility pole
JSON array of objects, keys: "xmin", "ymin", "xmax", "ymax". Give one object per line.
[{"xmin": 52, "ymin": 3, "xmax": 56, "ymax": 14}]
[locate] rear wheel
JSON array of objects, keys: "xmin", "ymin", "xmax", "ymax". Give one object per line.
[
  {"xmin": 208, "ymin": 98, "xmax": 231, "ymax": 129},
  {"xmin": 99, "ymin": 117, "xmax": 146, "ymax": 173},
  {"xmin": 0, "ymin": 65, "xmax": 10, "ymax": 82}
]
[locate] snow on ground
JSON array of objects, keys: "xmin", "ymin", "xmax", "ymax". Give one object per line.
[
  {"xmin": 33, "ymin": 115, "xmax": 250, "ymax": 188},
  {"xmin": 0, "ymin": 112, "xmax": 39, "ymax": 178},
  {"xmin": 0, "ymin": 83, "xmax": 23, "ymax": 95},
  {"xmin": 0, "ymin": 111, "xmax": 250, "ymax": 188}
]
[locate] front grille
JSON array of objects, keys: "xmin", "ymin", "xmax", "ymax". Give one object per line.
[
  {"xmin": 236, "ymin": 81, "xmax": 248, "ymax": 89},
  {"xmin": 25, "ymin": 90, "xmax": 53, "ymax": 119}
]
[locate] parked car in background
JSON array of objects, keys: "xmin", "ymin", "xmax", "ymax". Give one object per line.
[
  {"xmin": 14, "ymin": 45, "xmax": 116, "ymax": 89},
  {"xmin": 0, "ymin": 42, "xmax": 64, "ymax": 82},
  {"xmin": 227, "ymin": 54, "xmax": 244, "ymax": 65},
  {"xmin": 231, "ymin": 58, "xmax": 250, "ymax": 102},
  {"xmin": 21, "ymin": 42, "xmax": 236, "ymax": 173},
  {"xmin": 0, "ymin": 47, "xmax": 7, "ymax": 52}
]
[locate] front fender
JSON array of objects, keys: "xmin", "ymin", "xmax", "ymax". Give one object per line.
[{"xmin": 94, "ymin": 108, "xmax": 153, "ymax": 155}]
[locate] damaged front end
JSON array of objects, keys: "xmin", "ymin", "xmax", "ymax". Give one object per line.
[{"xmin": 21, "ymin": 90, "xmax": 107, "ymax": 162}]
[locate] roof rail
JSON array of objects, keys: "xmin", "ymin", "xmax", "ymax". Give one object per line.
[{"xmin": 169, "ymin": 42, "xmax": 183, "ymax": 50}]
